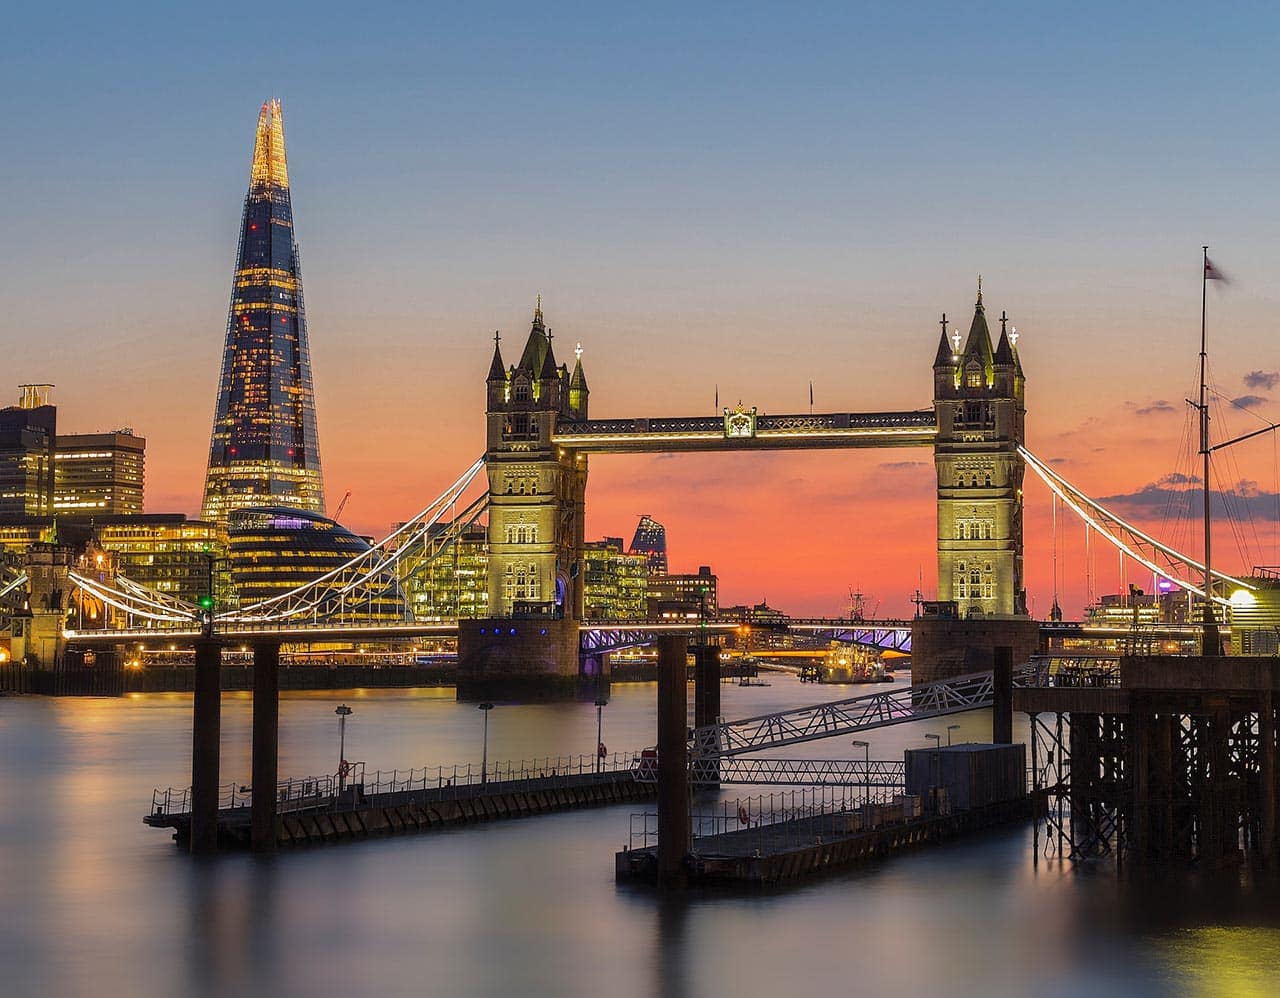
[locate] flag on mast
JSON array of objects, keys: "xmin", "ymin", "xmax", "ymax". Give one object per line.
[
  {"xmin": 1204, "ymin": 256, "xmax": 1230, "ymax": 283},
  {"xmin": 714, "ymin": 384, "xmax": 719, "ymax": 411},
  {"xmin": 809, "ymin": 382, "xmax": 814, "ymax": 406}
]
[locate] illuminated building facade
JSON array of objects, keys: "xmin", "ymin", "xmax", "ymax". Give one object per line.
[
  {"xmin": 401, "ymin": 523, "xmax": 490, "ymax": 619},
  {"xmin": 583, "ymin": 537, "xmax": 648, "ymax": 619},
  {"xmin": 629, "ymin": 514, "xmax": 668, "ymax": 575},
  {"xmin": 94, "ymin": 515, "xmax": 228, "ymax": 605},
  {"xmin": 229, "ymin": 507, "xmax": 404, "ymax": 618},
  {"xmin": 1229, "ymin": 572, "xmax": 1280, "ymax": 655},
  {"xmin": 0, "ymin": 386, "xmax": 56, "ymax": 520},
  {"xmin": 202, "ymin": 99, "xmax": 325, "ymax": 528},
  {"xmin": 647, "ymin": 566, "xmax": 717, "ymax": 618},
  {"xmin": 54, "ymin": 431, "xmax": 145, "ymax": 519},
  {"xmin": 932, "ymin": 283, "xmax": 1027, "ymax": 617}
]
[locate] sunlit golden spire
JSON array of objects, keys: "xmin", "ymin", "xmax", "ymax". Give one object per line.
[{"xmin": 250, "ymin": 98, "xmax": 289, "ymax": 189}]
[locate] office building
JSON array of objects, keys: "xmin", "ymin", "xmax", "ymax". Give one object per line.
[
  {"xmin": 228, "ymin": 507, "xmax": 404, "ymax": 618},
  {"xmin": 0, "ymin": 385, "xmax": 56, "ymax": 520},
  {"xmin": 202, "ymin": 99, "xmax": 325, "ymax": 528},
  {"xmin": 629, "ymin": 514, "xmax": 668, "ymax": 575},
  {"xmin": 54, "ymin": 431, "xmax": 145, "ymax": 519},
  {"xmin": 647, "ymin": 565, "xmax": 717, "ymax": 618},
  {"xmin": 583, "ymin": 537, "xmax": 648, "ymax": 619}
]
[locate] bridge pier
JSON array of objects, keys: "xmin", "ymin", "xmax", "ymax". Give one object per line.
[
  {"xmin": 656, "ymin": 635, "xmax": 690, "ymax": 887},
  {"xmin": 456, "ymin": 617, "xmax": 592, "ymax": 701},
  {"xmin": 190, "ymin": 639, "xmax": 222, "ymax": 855},
  {"xmin": 251, "ymin": 642, "xmax": 280, "ymax": 853},
  {"xmin": 992, "ymin": 646, "xmax": 1013, "ymax": 744}
]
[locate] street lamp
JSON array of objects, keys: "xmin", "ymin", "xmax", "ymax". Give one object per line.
[
  {"xmin": 594, "ymin": 698, "xmax": 609, "ymax": 773},
  {"xmin": 947, "ymin": 723, "xmax": 960, "ymax": 747},
  {"xmin": 851, "ymin": 739, "xmax": 870, "ymax": 810},
  {"xmin": 478, "ymin": 702, "xmax": 494, "ymax": 784},
  {"xmin": 925, "ymin": 733, "xmax": 942, "ymax": 805},
  {"xmin": 335, "ymin": 704, "xmax": 353, "ymax": 790}
]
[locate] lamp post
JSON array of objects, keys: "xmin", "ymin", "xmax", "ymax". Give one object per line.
[
  {"xmin": 851, "ymin": 739, "xmax": 870, "ymax": 810},
  {"xmin": 947, "ymin": 723, "xmax": 960, "ymax": 747},
  {"xmin": 335, "ymin": 704, "xmax": 353, "ymax": 790},
  {"xmin": 478, "ymin": 702, "xmax": 494, "ymax": 784},
  {"xmin": 594, "ymin": 698, "xmax": 608, "ymax": 773},
  {"xmin": 925, "ymin": 732, "xmax": 942, "ymax": 804}
]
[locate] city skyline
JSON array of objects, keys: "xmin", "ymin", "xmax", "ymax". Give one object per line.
[{"xmin": 5, "ymin": 5, "xmax": 1280, "ymax": 616}]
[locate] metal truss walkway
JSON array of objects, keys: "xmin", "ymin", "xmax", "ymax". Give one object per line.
[
  {"xmin": 693, "ymin": 757, "xmax": 906, "ymax": 786},
  {"xmin": 694, "ymin": 665, "xmax": 1038, "ymax": 759}
]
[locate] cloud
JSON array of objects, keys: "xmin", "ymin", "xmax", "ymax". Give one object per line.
[
  {"xmin": 1244, "ymin": 370, "xmax": 1280, "ymax": 391},
  {"xmin": 1048, "ymin": 457, "xmax": 1069, "ymax": 466},
  {"xmin": 1130, "ymin": 399, "xmax": 1176, "ymax": 416},
  {"xmin": 877, "ymin": 460, "xmax": 927, "ymax": 471},
  {"xmin": 1099, "ymin": 478, "xmax": 1280, "ymax": 520},
  {"xmin": 1232, "ymin": 394, "xmax": 1268, "ymax": 410}
]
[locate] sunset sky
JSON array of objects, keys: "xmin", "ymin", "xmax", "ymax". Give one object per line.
[{"xmin": 4, "ymin": 3, "xmax": 1280, "ymax": 617}]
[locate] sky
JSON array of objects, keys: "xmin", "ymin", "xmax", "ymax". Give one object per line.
[{"xmin": 3, "ymin": 2, "xmax": 1280, "ymax": 617}]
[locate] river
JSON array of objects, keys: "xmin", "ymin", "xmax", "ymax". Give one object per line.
[{"xmin": 1, "ymin": 673, "xmax": 1278, "ymax": 996}]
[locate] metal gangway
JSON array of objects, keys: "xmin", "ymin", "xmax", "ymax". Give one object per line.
[{"xmin": 693, "ymin": 664, "xmax": 1041, "ymax": 759}]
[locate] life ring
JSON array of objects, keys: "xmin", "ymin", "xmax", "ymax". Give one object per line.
[
  {"xmin": 737, "ymin": 804, "xmax": 749, "ymax": 826},
  {"xmin": 338, "ymin": 759, "xmax": 351, "ymax": 779}
]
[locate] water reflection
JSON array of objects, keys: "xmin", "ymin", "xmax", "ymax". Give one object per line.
[{"xmin": 2, "ymin": 678, "xmax": 1279, "ymax": 995}]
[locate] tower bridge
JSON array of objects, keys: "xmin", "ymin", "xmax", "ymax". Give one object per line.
[
  {"xmin": 37, "ymin": 283, "xmax": 1255, "ymax": 701},
  {"xmin": 463, "ymin": 286, "xmax": 1032, "ymax": 697}
]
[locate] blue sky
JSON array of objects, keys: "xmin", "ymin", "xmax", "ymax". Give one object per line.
[{"xmin": 3, "ymin": 2, "xmax": 1279, "ymax": 612}]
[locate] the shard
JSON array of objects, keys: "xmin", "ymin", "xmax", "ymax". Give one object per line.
[{"xmin": 201, "ymin": 99, "xmax": 325, "ymax": 527}]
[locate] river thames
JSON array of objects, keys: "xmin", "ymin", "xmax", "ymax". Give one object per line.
[{"xmin": 2, "ymin": 673, "xmax": 1278, "ymax": 997}]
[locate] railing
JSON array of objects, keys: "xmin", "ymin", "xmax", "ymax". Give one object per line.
[
  {"xmin": 626, "ymin": 787, "xmax": 907, "ymax": 851},
  {"xmin": 148, "ymin": 753, "xmax": 640, "ymax": 818}
]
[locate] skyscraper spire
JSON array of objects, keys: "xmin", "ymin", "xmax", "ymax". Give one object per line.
[
  {"xmin": 250, "ymin": 98, "xmax": 289, "ymax": 190},
  {"xmin": 202, "ymin": 99, "xmax": 324, "ymax": 528}
]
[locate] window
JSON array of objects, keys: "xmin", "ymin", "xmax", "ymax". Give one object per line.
[
  {"xmin": 503, "ymin": 524, "xmax": 538, "ymax": 544},
  {"xmin": 514, "ymin": 382, "xmax": 530, "ymax": 403}
]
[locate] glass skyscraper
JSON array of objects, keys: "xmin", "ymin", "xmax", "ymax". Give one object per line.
[{"xmin": 201, "ymin": 99, "xmax": 325, "ymax": 528}]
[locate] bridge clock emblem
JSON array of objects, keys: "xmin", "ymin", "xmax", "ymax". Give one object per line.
[{"xmin": 723, "ymin": 401, "xmax": 758, "ymax": 439}]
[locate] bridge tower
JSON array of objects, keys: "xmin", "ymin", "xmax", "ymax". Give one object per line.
[
  {"xmin": 457, "ymin": 301, "xmax": 592, "ymax": 700},
  {"xmin": 915, "ymin": 282, "xmax": 1039, "ymax": 682}
]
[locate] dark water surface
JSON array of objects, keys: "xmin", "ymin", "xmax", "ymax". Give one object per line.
[{"xmin": 2, "ymin": 674, "xmax": 1278, "ymax": 997}]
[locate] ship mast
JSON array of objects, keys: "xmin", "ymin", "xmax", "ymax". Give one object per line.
[{"xmin": 1200, "ymin": 246, "xmax": 1218, "ymax": 655}]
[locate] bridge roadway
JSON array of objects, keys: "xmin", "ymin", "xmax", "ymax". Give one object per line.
[
  {"xmin": 64, "ymin": 616, "xmax": 915, "ymax": 648},
  {"xmin": 551, "ymin": 410, "xmax": 937, "ymax": 454},
  {"xmin": 62, "ymin": 616, "xmax": 1212, "ymax": 650}
]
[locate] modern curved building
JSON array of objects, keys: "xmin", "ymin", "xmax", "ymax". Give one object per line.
[{"xmin": 228, "ymin": 507, "xmax": 405, "ymax": 620}]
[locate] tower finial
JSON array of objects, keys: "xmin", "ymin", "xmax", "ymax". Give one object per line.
[
  {"xmin": 1000, "ymin": 310, "xmax": 1007, "ymax": 335},
  {"xmin": 574, "ymin": 342, "xmax": 583, "ymax": 361},
  {"xmin": 494, "ymin": 329, "xmax": 501, "ymax": 346},
  {"xmin": 535, "ymin": 293, "xmax": 543, "ymax": 324},
  {"xmin": 976, "ymin": 274, "xmax": 983, "ymax": 307}
]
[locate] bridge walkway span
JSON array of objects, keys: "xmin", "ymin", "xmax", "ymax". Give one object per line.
[{"xmin": 695, "ymin": 664, "xmax": 1039, "ymax": 758}]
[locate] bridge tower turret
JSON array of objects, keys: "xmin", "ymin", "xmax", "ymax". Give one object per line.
[
  {"xmin": 932, "ymin": 281, "xmax": 1027, "ymax": 618},
  {"xmin": 461, "ymin": 301, "xmax": 590, "ymax": 700}
]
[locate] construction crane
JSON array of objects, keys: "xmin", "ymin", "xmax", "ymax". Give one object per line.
[{"xmin": 333, "ymin": 490, "xmax": 352, "ymax": 521}]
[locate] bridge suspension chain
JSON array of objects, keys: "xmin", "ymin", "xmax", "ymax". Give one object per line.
[
  {"xmin": 1020, "ymin": 446, "xmax": 1251, "ymax": 605},
  {"xmin": 220, "ymin": 456, "xmax": 487, "ymax": 623}
]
